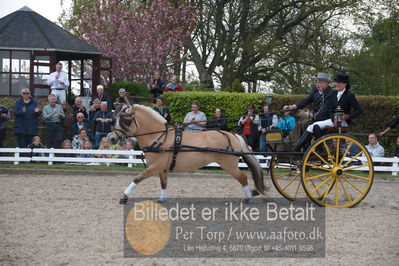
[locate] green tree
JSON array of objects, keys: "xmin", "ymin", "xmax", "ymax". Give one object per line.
[{"xmin": 348, "ymin": 11, "xmax": 399, "ymax": 96}]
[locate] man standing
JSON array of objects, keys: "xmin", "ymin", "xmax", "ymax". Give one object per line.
[
  {"xmin": 46, "ymin": 62, "xmax": 70, "ymax": 104},
  {"xmin": 93, "ymin": 102, "xmax": 114, "ymax": 148},
  {"xmin": 284, "ymin": 72, "xmax": 333, "ymax": 149},
  {"xmin": 42, "ymin": 94, "xmax": 65, "ymax": 148},
  {"xmin": 183, "ymin": 103, "xmax": 207, "ymax": 132},
  {"xmin": 0, "ymin": 104, "xmax": 10, "ymax": 148}
]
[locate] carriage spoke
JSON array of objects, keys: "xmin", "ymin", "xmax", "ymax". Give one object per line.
[
  {"xmin": 320, "ymin": 176, "xmax": 335, "ymax": 200},
  {"xmin": 335, "ymin": 138, "xmax": 340, "ymax": 165},
  {"xmin": 342, "ymin": 151, "xmax": 364, "ymax": 167},
  {"xmin": 335, "ymin": 177, "xmax": 339, "ymax": 206},
  {"xmin": 310, "ymin": 179, "xmax": 322, "ymax": 198},
  {"xmin": 311, "ymin": 150, "xmax": 331, "ymax": 168},
  {"xmin": 323, "ymin": 141, "xmax": 335, "ymax": 166},
  {"xmin": 294, "ymin": 177, "xmax": 302, "ymax": 198},
  {"xmin": 305, "ymin": 172, "xmax": 331, "ymax": 181},
  {"xmin": 344, "ymin": 172, "xmax": 370, "ymax": 181},
  {"xmin": 310, "ymin": 175, "xmax": 332, "ymax": 194},
  {"xmin": 339, "ymin": 142, "xmax": 353, "ymax": 166},
  {"xmin": 338, "ymin": 178, "xmax": 352, "ymax": 202},
  {"xmin": 275, "ymin": 172, "xmax": 291, "ymax": 180},
  {"xmin": 342, "ymin": 163, "xmax": 369, "ymax": 171},
  {"xmin": 341, "ymin": 175, "xmax": 363, "ymax": 194},
  {"xmin": 282, "ymin": 174, "xmax": 299, "ymax": 191},
  {"xmin": 305, "ymin": 163, "xmax": 330, "ymax": 172}
]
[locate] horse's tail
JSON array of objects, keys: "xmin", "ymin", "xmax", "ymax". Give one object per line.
[{"xmin": 235, "ymin": 134, "xmax": 266, "ymax": 195}]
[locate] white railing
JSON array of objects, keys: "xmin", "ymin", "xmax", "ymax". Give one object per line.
[{"xmin": 0, "ymin": 148, "xmax": 398, "ymax": 175}]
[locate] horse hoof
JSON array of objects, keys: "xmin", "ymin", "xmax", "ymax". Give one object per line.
[
  {"xmin": 251, "ymin": 189, "xmax": 260, "ymax": 197},
  {"xmin": 242, "ymin": 198, "xmax": 251, "ymax": 204},
  {"xmin": 157, "ymin": 198, "xmax": 167, "ymax": 203},
  {"xmin": 119, "ymin": 195, "xmax": 128, "ymax": 205}
]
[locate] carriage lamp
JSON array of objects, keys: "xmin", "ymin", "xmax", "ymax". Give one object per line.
[
  {"xmin": 334, "ymin": 105, "xmax": 344, "ymax": 133},
  {"xmin": 266, "ymin": 92, "xmax": 273, "ymax": 106}
]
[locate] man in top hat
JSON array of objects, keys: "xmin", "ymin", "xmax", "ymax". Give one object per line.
[{"xmin": 283, "ymin": 72, "xmax": 334, "ymax": 149}]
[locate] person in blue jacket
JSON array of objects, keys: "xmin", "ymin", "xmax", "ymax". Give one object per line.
[
  {"xmin": 277, "ymin": 106, "xmax": 296, "ymax": 137},
  {"xmin": 13, "ymin": 89, "xmax": 42, "ymax": 147}
]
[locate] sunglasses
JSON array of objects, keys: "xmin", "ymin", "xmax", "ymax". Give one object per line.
[
  {"xmin": 22, "ymin": 92, "xmax": 30, "ymax": 95},
  {"xmin": 77, "ymin": 117, "xmax": 84, "ymax": 118}
]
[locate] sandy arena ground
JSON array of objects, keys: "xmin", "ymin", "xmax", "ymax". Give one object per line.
[{"xmin": 0, "ymin": 170, "xmax": 398, "ymax": 266}]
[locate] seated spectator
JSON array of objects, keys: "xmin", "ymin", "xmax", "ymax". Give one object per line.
[
  {"xmin": 72, "ymin": 128, "xmax": 89, "ymax": 149},
  {"xmin": 149, "ymin": 71, "xmax": 165, "ymax": 99},
  {"xmin": 89, "ymin": 99, "xmax": 101, "ymax": 121},
  {"xmin": 88, "ymin": 99, "xmax": 101, "ymax": 141},
  {"xmin": 90, "ymin": 85, "xmax": 110, "ymax": 109},
  {"xmin": 79, "ymin": 140, "xmax": 95, "ymax": 159},
  {"xmin": 114, "ymin": 88, "xmax": 128, "ymax": 111},
  {"xmin": 165, "ymin": 75, "xmax": 184, "ymax": 92},
  {"xmin": 238, "ymin": 104, "xmax": 260, "ymax": 151},
  {"xmin": 71, "ymin": 97, "xmax": 88, "ymax": 121},
  {"xmin": 153, "ymin": 97, "xmax": 171, "ymax": 122},
  {"xmin": 365, "ymin": 133, "xmax": 385, "ymax": 157},
  {"xmin": 71, "ymin": 112, "xmax": 91, "ymax": 138},
  {"xmin": 342, "ymin": 138, "xmax": 362, "ymax": 157},
  {"xmin": 206, "ymin": 108, "xmax": 228, "ymax": 131},
  {"xmin": 96, "ymin": 138, "xmax": 113, "ymax": 159},
  {"xmin": 28, "ymin": 136, "xmax": 47, "ymax": 159},
  {"xmin": 183, "ymin": 102, "xmax": 207, "ymax": 132},
  {"xmin": 61, "ymin": 139, "xmax": 72, "ymax": 149},
  {"xmin": 394, "ymin": 136, "xmax": 399, "ymax": 157},
  {"xmin": 0, "ymin": 103, "xmax": 10, "ymax": 148},
  {"xmin": 93, "ymin": 102, "xmax": 114, "ymax": 148},
  {"xmin": 277, "ymin": 106, "xmax": 296, "ymax": 136}
]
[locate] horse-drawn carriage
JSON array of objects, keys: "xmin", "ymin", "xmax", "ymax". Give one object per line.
[{"xmin": 109, "ymin": 103, "xmax": 373, "ymax": 209}]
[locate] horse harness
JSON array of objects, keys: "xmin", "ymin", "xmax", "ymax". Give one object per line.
[{"xmin": 141, "ymin": 125, "xmax": 234, "ymax": 171}]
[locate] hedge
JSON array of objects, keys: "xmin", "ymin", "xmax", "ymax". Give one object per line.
[{"xmin": 1, "ymin": 93, "xmax": 399, "ymax": 154}]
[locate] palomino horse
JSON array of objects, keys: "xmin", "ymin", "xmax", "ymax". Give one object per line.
[{"xmin": 108, "ymin": 104, "xmax": 266, "ymax": 204}]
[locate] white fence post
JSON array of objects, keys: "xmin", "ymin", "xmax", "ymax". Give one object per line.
[
  {"xmin": 393, "ymin": 156, "xmax": 398, "ymax": 176},
  {"xmin": 128, "ymin": 154, "xmax": 133, "ymax": 168},
  {"xmin": 48, "ymin": 148, "xmax": 54, "ymax": 165},
  {"xmin": 14, "ymin": 147, "xmax": 20, "ymax": 165}
]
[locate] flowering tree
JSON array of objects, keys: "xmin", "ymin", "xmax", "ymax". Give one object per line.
[{"xmin": 60, "ymin": 0, "xmax": 197, "ymax": 83}]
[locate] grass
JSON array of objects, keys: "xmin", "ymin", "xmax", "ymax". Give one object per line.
[{"xmin": 1, "ymin": 162, "xmax": 397, "ymax": 178}]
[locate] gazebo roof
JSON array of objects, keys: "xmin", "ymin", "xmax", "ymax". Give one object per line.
[{"xmin": 0, "ymin": 6, "xmax": 101, "ymax": 55}]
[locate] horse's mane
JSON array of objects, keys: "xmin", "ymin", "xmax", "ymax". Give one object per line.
[{"xmin": 134, "ymin": 104, "xmax": 167, "ymax": 124}]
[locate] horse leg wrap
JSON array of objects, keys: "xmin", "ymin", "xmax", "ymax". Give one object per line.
[
  {"xmin": 124, "ymin": 182, "xmax": 137, "ymax": 196},
  {"xmin": 243, "ymin": 185, "xmax": 252, "ymax": 199},
  {"xmin": 159, "ymin": 189, "xmax": 168, "ymax": 202}
]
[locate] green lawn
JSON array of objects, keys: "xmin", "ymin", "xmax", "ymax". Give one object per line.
[{"xmin": 0, "ymin": 162, "xmax": 397, "ymax": 178}]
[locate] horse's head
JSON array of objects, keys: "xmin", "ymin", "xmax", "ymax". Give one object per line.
[{"xmin": 108, "ymin": 105, "xmax": 138, "ymax": 144}]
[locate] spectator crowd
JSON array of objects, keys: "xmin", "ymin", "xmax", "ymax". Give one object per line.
[{"xmin": 0, "ymin": 65, "xmax": 398, "ymax": 160}]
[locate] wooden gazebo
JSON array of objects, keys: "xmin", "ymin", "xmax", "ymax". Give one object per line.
[{"xmin": 0, "ymin": 6, "xmax": 112, "ymax": 100}]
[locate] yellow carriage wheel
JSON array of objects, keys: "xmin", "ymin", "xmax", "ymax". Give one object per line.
[
  {"xmin": 301, "ymin": 134, "xmax": 374, "ymax": 208},
  {"xmin": 270, "ymin": 156, "xmax": 308, "ymax": 201}
]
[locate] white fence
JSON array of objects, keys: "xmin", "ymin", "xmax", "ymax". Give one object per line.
[{"xmin": 0, "ymin": 148, "xmax": 398, "ymax": 175}]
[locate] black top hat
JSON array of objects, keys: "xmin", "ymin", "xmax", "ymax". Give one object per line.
[{"xmin": 334, "ymin": 73, "xmax": 350, "ymax": 83}]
